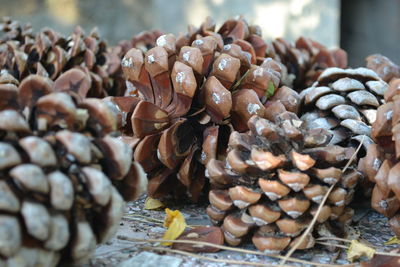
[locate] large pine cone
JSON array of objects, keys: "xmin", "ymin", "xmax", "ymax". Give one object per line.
[
  {"xmin": 177, "ymin": 16, "xmax": 348, "ymax": 89},
  {"xmin": 206, "ymin": 112, "xmax": 358, "ymax": 252},
  {"xmin": 300, "ymin": 67, "xmax": 388, "ymax": 156},
  {"xmin": 0, "ymin": 73, "xmax": 147, "ymax": 266},
  {"xmin": 107, "ymin": 28, "xmax": 299, "ymax": 201},
  {"xmin": 359, "ymin": 78, "xmax": 400, "ymax": 235}
]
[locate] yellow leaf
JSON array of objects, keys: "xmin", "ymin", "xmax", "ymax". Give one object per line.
[
  {"xmin": 385, "ymin": 236, "xmax": 400, "ymax": 245},
  {"xmin": 162, "ymin": 208, "xmax": 187, "ymax": 246},
  {"xmin": 347, "ymin": 240, "xmax": 375, "ymax": 262},
  {"xmin": 144, "ymin": 197, "xmax": 165, "ymax": 210}
]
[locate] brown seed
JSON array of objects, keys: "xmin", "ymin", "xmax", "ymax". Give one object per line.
[
  {"xmin": 172, "ymin": 226, "xmax": 224, "ymax": 253},
  {"xmin": 70, "ymin": 221, "xmax": 97, "ymax": 262},
  {"xmin": 21, "ymin": 201, "xmax": 50, "ymax": 241},
  {"xmin": 223, "ymin": 229, "xmax": 242, "ymax": 246},
  {"xmin": 330, "ymin": 205, "xmax": 345, "ymax": 220},
  {"xmin": 312, "ymin": 167, "xmax": 342, "ymax": 185}
]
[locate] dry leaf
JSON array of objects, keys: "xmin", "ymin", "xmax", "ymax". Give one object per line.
[
  {"xmin": 347, "ymin": 240, "xmax": 375, "ymax": 262},
  {"xmin": 162, "ymin": 208, "xmax": 187, "ymax": 245},
  {"xmin": 384, "ymin": 236, "xmax": 400, "ymax": 245},
  {"xmin": 144, "ymin": 197, "xmax": 165, "ymax": 210},
  {"xmin": 172, "ymin": 226, "xmax": 224, "ymax": 252}
]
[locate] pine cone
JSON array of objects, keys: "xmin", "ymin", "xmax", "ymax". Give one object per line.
[
  {"xmin": 300, "ymin": 67, "xmax": 388, "ymax": 156},
  {"xmin": 0, "ymin": 72, "xmax": 147, "ymax": 266},
  {"xmin": 366, "ymin": 54, "xmax": 400, "ymax": 83},
  {"xmin": 0, "ymin": 18, "xmax": 126, "ymax": 97},
  {"xmin": 206, "ymin": 112, "xmax": 358, "ymax": 252},
  {"xmin": 268, "ymin": 37, "xmax": 348, "ymax": 89},
  {"xmin": 359, "ymin": 78, "xmax": 400, "ymax": 235},
  {"xmin": 109, "ymin": 28, "xmax": 299, "ymax": 201}
]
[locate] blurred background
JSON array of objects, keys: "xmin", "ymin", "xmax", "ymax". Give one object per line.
[{"xmin": 1, "ymin": 0, "xmax": 399, "ymax": 66}]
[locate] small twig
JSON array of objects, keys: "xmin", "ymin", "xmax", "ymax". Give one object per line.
[
  {"xmin": 117, "ymin": 236, "xmax": 348, "ymax": 267},
  {"xmin": 279, "ymin": 184, "xmax": 335, "ymax": 266},
  {"xmin": 142, "ymin": 246, "xmax": 295, "ymax": 267},
  {"xmin": 316, "ymin": 242, "xmax": 348, "ymax": 249},
  {"xmin": 124, "ymin": 214, "xmax": 164, "ymax": 223},
  {"xmin": 316, "ymin": 237, "xmax": 352, "ymax": 243}
]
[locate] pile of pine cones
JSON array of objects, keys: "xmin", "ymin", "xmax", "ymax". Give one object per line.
[{"xmin": 0, "ymin": 16, "xmax": 400, "ymax": 265}]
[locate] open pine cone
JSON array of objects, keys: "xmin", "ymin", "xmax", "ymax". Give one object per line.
[
  {"xmin": 0, "ymin": 17, "xmax": 126, "ymax": 97},
  {"xmin": 105, "ymin": 28, "xmax": 301, "ymax": 201},
  {"xmin": 206, "ymin": 112, "xmax": 358, "ymax": 252},
  {"xmin": 177, "ymin": 16, "xmax": 347, "ymax": 89},
  {"xmin": 300, "ymin": 67, "xmax": 388, "ymax": 157},
  {"xmin": 359, "ymin": 78, "xmax": 400, "ymax": 235},
  {"xmin": 0, "ymin": 72, "xmax": 147, "ymax": 266}
]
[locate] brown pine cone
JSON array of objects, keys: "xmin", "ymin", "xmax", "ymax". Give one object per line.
[
  {"xmin": 366, "ymin": 54, "xmax": 400, "ymax": 83},
  {"xmin": 107, "ymin": 30, "xmax": 299, "ymax": 201},
  {"xmin": 0, "ymin": 72, "xmax": 147, "ymax": 266},
  {"xmin": 359, "ymin": 78, "xmax": 400, "ymax": 235},
  {"xmin": 300, "ymin": 67, "xmax": 388, "ymax": 157},
  {"xmin": 0, "ymin": 18, "xmax": 126, "ymax": 97},
  {"xmin": 268, "ymin": 37, "xmax": 348, "ymax": 89},
  {"xmin": 206, "ymin": 113, "xmax": 358, "ymax": 252}
]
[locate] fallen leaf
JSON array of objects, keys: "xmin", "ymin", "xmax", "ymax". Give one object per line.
[
  {"xmin": 162, "ymin": 208, "xmax": 187, "ymax": 246},
  {"xmin": 172, "ymin": 226, "xmax": 224, "ymax": 252},
  {"xmin": 384, "ymin": 236, "xmax": 400, "ymax": 245},
  {"xmin": 347, "ymin": 240, "xmax": 375, "ymax": 262},
  {"xmin": 144, "ymin": 197, "xmax": 165, "ymax": 210}
]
